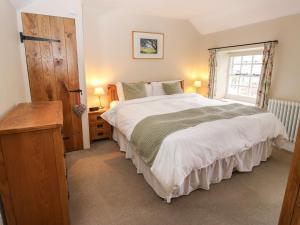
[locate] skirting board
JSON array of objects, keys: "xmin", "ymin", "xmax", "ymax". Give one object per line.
[{"xmin": 281, "ymin": 141, "xmax": 295, "ymax": 152}]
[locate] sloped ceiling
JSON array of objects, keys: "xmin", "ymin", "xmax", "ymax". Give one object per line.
[
  {"xmin": 83, "ymin": 0, "xmax": 300, "ymax": 34},
  {"xmin": 9, "ymin": 0, "xmax": 37, "ymax": 9},
  {"xmin": 10, "ymin": 0, "xmax": 300, "ymax": 34}
]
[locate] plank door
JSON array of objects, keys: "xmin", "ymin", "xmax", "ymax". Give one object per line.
[
  {"xmin": 21, "ymin": 13, "xmax": 83, "ymax": 152},
  {"xmin": 279, "ymin": 122, "xmax": 300, "ymax": 225}
]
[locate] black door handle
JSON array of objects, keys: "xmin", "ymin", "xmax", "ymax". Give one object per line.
[{"xmin": 69, "ymin": 89, "xmax": 83, "ymax": 95}]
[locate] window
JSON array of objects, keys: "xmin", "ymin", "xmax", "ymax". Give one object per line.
[{"xmin": 226, "ymin": 53, "xmax": 263, "ymax": 103}]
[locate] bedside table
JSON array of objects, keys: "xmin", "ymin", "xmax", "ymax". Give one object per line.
[{"xmin": 88, "ymin": 109, "xmax": 112, "ymax": 142}]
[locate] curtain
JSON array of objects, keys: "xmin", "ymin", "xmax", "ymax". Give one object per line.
[
  {"xmin": 208, "ymin": 49, "xmax": 217, "ymax": 98},
  {"xmin": 256, "ymin": 42, "xmax": 277, "ymax": 108}
]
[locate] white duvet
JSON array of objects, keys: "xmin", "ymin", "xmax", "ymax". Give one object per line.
[{"xmin": 102, "ymin": 93, "xmax": 287, "ymax": 193}]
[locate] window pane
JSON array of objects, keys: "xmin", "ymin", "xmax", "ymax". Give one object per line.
[
  {"xmin": 239, "ymin": 76, "xmax": 250, "ymax": 86},
  {"xmin": 232, "ymin": 65, "xmax": 241, "ymax": 74},
  {"xmin": 252, "ymin": 64, "xmax": 262, "ymax": 75},
  {"xmin": 229, "ymin": 75, "xmax": 239, "ymax": 85},
  {"xmin": 233, "ymin": 56, "xmax": 242, "ymax": 64},
  {"xmin": 241, "ymin": 65, "xmax": 251, "ymax": 74},
  {"xmin": 228, "ymin": 85, "xmax": 238, "ymax": 95},
  {"xmin": 242, "ymin": 55, "xmax": 252, "ymax": 63},
  {"xmin": 238, "ymin": 87, "xmax": 249, "ymax": 96},
  {"xmin": 250, "ymin": 76, "xmax": 260, "ymax": 88},
  {"xmin": 253, "ymin": 55, "xmax": 263, "ymax": 63},
  {"xmin": 227, "ymin": 53, "xmax": 262, "ymax": 100},
  {"xmin": 249, "ymin": 88, "xmax": 258, "ymax": 98}
]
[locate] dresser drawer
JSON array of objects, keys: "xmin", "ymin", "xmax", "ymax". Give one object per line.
[
  {"xmin": 90, "ymin": 119, "xmax": 110, "ymax": 129},
  {"xmin": 90, "ymin": 127, "xmax": 110, "ymax": 140},
  {"xmin": 88, "ymin": 113, "xmax": 104, "ymax": 123}
]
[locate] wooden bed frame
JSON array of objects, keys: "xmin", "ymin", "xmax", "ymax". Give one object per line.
[{"xmin": 107, "ymin": 80, "xmax": 184, "ymax": 106}]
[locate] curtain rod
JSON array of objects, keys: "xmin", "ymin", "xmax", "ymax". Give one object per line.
[{"xmin": 208, "ymin": 40, "xmax": 278, "ymax": 51}]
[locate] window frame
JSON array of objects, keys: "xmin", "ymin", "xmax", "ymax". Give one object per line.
[{"xmin": 225, "ymin": 50, "xmax": 263, "ymax": 104}]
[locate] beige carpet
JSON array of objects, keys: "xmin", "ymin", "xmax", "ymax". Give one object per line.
[{"xmin": 67, "ymin": 140, "xmax": 292, "ymax": 225}]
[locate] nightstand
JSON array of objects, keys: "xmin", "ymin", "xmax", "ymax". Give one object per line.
[{"xmin": 88, "ymin": 109, "xmax": 112, "ymax": 142}]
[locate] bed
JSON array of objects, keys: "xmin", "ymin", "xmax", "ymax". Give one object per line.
[{"xmin": 102, "ymin": 80, "xmax": 287, "ymax": 203}]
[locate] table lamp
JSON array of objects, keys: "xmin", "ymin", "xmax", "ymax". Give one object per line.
[
  {"xmin": 94, "ymin": 87, "xmax": 105, "ymax": 109},
  {"xmin": 193, "ymin": 80, "xmax": 202, "ymax": 93}
]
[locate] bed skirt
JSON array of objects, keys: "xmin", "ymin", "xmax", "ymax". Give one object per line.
[{"xmin": 113, "ymin": 129, "xmax": 273, "ymax": 203}]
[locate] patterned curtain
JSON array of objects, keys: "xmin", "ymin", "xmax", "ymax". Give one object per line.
[
  {"xmin": 208, "ymin": 49, "xmax": 217, "ymax": 98},
  {"xmin": 256, "ymin": 42, "xmax": 277, "ymax": 108}
]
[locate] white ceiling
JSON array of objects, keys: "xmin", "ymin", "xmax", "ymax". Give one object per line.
[
  {"xmin": 10, "ymin": 0, "xmax": 300, "ymax": 34},
  {"xmin": 83, "ymin": 0, "xmax": 300, "ymax": 34},
  {"xmin": 9, "ymin": 0, "xmax": 36, "ymax": 9}
]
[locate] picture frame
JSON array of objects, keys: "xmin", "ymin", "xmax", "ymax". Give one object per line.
[{"xmin": 132, "ymin": 31, "xmax": 164, "ymax": 59}]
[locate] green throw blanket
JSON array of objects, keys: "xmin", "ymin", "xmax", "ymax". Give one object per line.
[{"xmin": 130, "ymin": 103, "xmax": 265, "ymax": 166}]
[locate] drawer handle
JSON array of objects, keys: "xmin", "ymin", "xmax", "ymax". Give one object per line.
[
  {"xmin": 97, "ymin": 124, "xmax": 104, "ymax": 128},
  {"xmin": 97, "ymin": 132, "xmax": 104, "ymax": 136},
  {"xmin": 96, "ymin": 116, "xmax": 102, "ymax": 120}
]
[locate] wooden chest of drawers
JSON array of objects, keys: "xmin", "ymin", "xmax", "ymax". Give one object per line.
[
  {"xmin": 0, "ymin": 101, "xmax": 70, "ymax": 225},
  {"xmin": 88, "ymin": 110, "xmax": 112, "ymax": 142}
]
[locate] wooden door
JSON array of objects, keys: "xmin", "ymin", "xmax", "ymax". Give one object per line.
[
  {"xmin": 279, "ymin": 122, "xmax": 300, "ymax": 225},
  {"xmin": 21, "ymin": 13, "xmax": 83, "ymax": 152}
]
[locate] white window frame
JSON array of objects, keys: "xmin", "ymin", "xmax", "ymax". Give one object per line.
[{"xmin": 225, "ymin": 50, "xmax": 263, "ymax": 104}]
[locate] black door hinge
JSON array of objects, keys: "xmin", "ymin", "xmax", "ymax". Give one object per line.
[{"xmin": 20, "ymin": 32, "xmax": 60, "ymax": 43}]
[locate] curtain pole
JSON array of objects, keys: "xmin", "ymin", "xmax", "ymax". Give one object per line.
[{"xmin": 208, "ymin": 40, "xmax": 278, "ymax": 51}]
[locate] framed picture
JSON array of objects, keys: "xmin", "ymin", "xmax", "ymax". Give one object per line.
[{"xmin": 132, "ymin": 31, "xmax": 164, "ymax": 59}]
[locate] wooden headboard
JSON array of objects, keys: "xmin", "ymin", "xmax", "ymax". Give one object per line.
[{"xmin": 107, "ymin": 80, "xmax": 184, "ymax": 106}]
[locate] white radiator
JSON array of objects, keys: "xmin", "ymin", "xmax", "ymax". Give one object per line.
[{"xmin": 268, "ymin": 99, "xmax": 300, "ymax": 142}]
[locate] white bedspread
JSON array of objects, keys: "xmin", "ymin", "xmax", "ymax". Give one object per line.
[{"xmin": 102, "ymin": 94, "xmax": 287, "ymax": 193}]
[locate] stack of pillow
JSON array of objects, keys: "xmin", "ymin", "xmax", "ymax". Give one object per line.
[{"xmin": 116, "ymin": 80, "xmax": 183, "ymax": 101}]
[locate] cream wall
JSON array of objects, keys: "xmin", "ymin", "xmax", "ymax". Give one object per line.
[
  {"xmin": 0, "ymin": 0, "xmax": 26, "ymax": 117},
  {"xmin": 83, "ymin": 8, "xmax": 203, "ymax": 107},
  {"xmin": 84, "ymin": 10, "xmax": 300, "ymax": 107},
  {"xmin": 198, "ymin": 14, "xmax": 300, "ymax": 102}
]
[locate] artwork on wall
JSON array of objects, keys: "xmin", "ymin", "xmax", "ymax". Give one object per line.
[{"xmin": 132, "ymin": 31, "xmax": 164, "ymax": 59}]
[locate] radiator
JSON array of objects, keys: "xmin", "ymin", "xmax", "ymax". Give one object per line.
[{"xmin": 268, "ymin": 99, "xmax": 300, "ymax": 142}]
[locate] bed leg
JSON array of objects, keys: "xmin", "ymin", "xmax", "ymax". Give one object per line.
[{"xmin": 165, "ymin": 196, "xmax": 171, "ymax": 204}]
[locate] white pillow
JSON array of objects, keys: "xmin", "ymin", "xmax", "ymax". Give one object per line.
[
  {"xmin": 116, "ymin": 82, "xmax": 125, "ymax": 101},
  {"xmin": 110, "ymin": 100, "xmax": 119, "ymax": 108},
  {"xmin": 116, "ymin": 82, "xmax": 152, "ymax": 100},
  {"xmin": 151, "ymin": 80, "xmax": 181, "ymax": 96},
  {"xmin": 145, "ymin": 83, "xmax": 153, "ymax": 96},
  {"xmin": 151, "ymin": 83, "xmax": 165, "ymax": 96}
]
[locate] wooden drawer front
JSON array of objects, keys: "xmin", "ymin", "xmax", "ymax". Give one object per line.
[
  {"xmin": 89, "ymin": 113, "xmax": 103, "ymax": 123},
  {"xmin": 0, "ymin": 145, "xmax": 17, "ymax": 225},
  {"xmin": 1, "ymin": 131, "xmax": 64, "ymax": 225},
  {"xmin": 90, "ymin": 120, "xmax": 109, "ymax": 129},
  {"xmin": 90, "ymin": 126, "xmax": 110, "ymax": 140}
]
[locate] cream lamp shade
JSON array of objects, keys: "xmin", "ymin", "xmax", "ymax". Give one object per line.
[
  {"xmin": 193, "ymin": 80, "xmax": 202, "ymax": 88},
  {"xmin": 94, "ymin": 87, "xmax": 104, "ymax": 96}
]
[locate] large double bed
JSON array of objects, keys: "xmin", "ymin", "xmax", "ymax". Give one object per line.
[{"xmin": 102, "ymin": 80, "xmax": 287, "ymax": 203}]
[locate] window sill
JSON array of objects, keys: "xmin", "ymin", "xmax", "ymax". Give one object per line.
[{"xmin": 220, "ymin": 98, "xmax": 255, "ymax": 106}]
